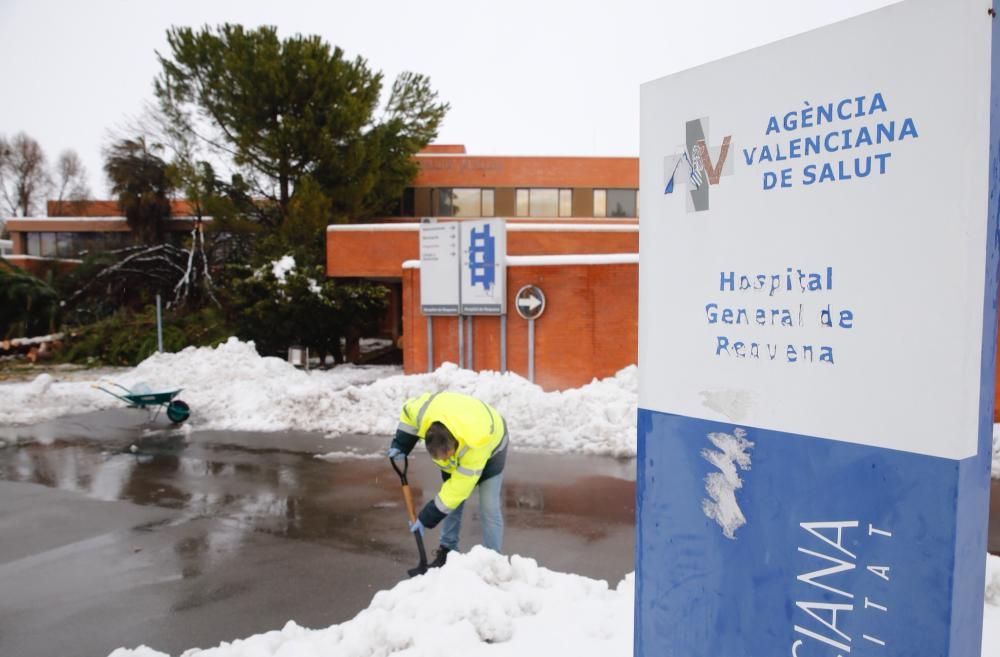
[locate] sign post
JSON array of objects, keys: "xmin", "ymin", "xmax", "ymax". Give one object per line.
[
  {"xmin": 515, "ymin": 285, "xmax": 546, "ymax": 383},
  {"xmin": 637, "ymin": 2, "xmax": 999, "ymax": 657}
]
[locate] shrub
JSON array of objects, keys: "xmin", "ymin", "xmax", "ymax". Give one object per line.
[{"xmin": 60, "ymin": 305, "xmax": 232, "ymax": 366}]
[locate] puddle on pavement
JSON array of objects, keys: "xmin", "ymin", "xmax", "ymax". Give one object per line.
[
  {"xmin": 0, "ymin": 410, "xmax": 637, "ymax": 560},
  {"xmin": 8, "ymin": 411, "xmax": 1000, "ymax": 554},
  {"xmin": 0, "ymin": 410, "xmax": 639, "ymax": 657}
]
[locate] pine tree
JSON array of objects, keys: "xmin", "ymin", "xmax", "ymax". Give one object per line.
[{"xmin": 154, "ymin": 24, "xmax": 448, "ymax": 228}]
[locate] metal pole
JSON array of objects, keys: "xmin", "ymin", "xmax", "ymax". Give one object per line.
[
  {"xmin": 528, "ymin": 318, "xmax": 535, "ymax": 383},
  {"xmin": 155, "ymin": 294, "xmax": 163, "ymax": 353},
  {"xmin": 466, "ymin": 315, "xmax": 474, "ymax": 370},
  {"xmin": 457, "ymin": 315, "xmax": 464, "ymax": 369},
  {"xmin": 500, "ymin": 314, "xmax": 507, "ymax": 373},
  {"xmin": 427, "ymin": 316, "xmax": 434, "ymax": 373}
]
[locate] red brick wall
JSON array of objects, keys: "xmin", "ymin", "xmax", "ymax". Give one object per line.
[
  {"xmin": 327, "ymin": 225, "xmax": 637, "ymax": 278},
  {"xmin": 508, "ymin": 231, "xmax": 637, "ymax": 256},
  {"xmin": 46, "ymin": 199, "xmax": 197, "ymax": 217},
  {"xmin": 403, "ymin": 263, "xmax": 637, "ymax": 390},
  {"xmin": 328, "ymin": 230, "xmax": 419, "ymax": 278},
  {"xmin": 413, "ymin": 155, "xmax": 638, "ymax": 188}
]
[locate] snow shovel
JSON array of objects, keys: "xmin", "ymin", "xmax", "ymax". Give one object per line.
[{"xmin": 390, "ymin": 454, "xmax": 428, "ymax": 577}]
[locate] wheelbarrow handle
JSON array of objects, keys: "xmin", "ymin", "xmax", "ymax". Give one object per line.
[{"xmin": 91, "ymin": 384, "xmax": 130, "ymax": 404}]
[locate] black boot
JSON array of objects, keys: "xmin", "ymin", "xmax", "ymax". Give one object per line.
[{"xmin": 428, "ymin": 546, "xmax": 452, "ymax": 568}]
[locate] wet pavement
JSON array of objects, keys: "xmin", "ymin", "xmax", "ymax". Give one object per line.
[
  {"xmin": 0, "ymin": 411, "xmax": 635, "ymax": 657},
  {"xmin": 8, "ymin": 408, "xmax": 1000, "ymax": 657}
]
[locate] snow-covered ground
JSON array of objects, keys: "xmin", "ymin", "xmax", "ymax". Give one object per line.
[
  {"xmin": 107, "ymin": 549, "xmax": 1000, "ymax": 657},
  {"xmin": 110, "ymin": 548, "xmax": 633, "ymax": 657},
  {"xmin": 2, "ymin": 339, "xmax": 1000, "ymax": 657}
]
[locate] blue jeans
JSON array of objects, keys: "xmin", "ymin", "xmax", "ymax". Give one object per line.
[{"xmin": 439, "ymin": 472, "xmax": 504, "ymax": 553}]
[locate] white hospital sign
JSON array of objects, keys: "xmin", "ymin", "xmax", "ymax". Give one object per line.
[{"xmin": 636, "ymin": 2, "xmax": 1000, "ymax": 657}]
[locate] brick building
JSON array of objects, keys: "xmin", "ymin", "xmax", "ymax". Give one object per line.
[
  {"xmin": 326, "ymin": 145, "xmax": 640, "ymax": 390},
  {"xmin": 3, "ymin": 200, "xmax": 205, "ymax": 276}
]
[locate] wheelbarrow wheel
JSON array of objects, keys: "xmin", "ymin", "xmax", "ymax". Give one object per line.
[{"xmin": 166, "ymin": 400, "xmax": 190, "ymax": 424}]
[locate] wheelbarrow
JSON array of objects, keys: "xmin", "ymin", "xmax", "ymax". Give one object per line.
[{"xmin": 93, "ymin": 381, "xmax": 191, "ymax": 424}]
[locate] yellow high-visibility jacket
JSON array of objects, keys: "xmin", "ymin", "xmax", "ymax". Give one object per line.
[{"xmin": 394, "ymin": 391, "xmax": 508, "ymax": 526}]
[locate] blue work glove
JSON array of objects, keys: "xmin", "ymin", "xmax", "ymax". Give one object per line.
[
  {"xmin": 409, "ymin": 519, "xmax": 425, "ymax": 537},
  {"xmin": 387, "ymin": 446, "xmax": 404, "ymax": 461}
]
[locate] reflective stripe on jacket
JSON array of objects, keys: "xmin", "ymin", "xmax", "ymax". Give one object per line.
[{"xmin": 397, "ymin": 391, "xmax": 507, "ymax": 515}]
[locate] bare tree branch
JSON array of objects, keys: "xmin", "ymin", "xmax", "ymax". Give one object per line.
[{"xmin": 0, "ymin": 132, "xmax": 52, "ymax": 216}]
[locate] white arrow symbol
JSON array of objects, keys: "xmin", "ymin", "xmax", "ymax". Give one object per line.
[{"xmin": 518, "ymin": 295, "xmax": 541, "ymax": 312}]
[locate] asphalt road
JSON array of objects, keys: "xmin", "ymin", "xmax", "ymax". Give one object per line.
[{"xmin": 0, "ymin": 410, "xmax": 636, "ymax": 657}]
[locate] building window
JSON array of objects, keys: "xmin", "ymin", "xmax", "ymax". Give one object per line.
[
  {"xmin": 74, "ymin": 232, "xmax": 106, "ymax": 256},
  {"xmin": 402, "ymin": 188, "xmax": 415, "ymax": 216},
  {"xmin": 389, "ymin": 188, "xmax": 416, "ymax": 217},
  {"xmin": 482, "ymin": 189, "xmax": 494, "ymax": 217},
  {"xmin": 57, "ymin": 233, "xmax": 73, "ymax": 257},
  {"xmin": 436, "ymin": 188, "xmax": 495, "ymax": 217},
  {"xmin": 24, "ymin": 231, "xmax": 131, "ymax": 258},
  {"xmin": 515, "ymin": 189, "xmax": 572, "ymax": 217},
  {"xmin": 40, "ymin": 232, "xmax": 57, "ymax": 258},
  {"xmin": 593, "ymin": 189, "xmax": 637, "ymax": 217},
  {"xmin": 559, "ymin": 189, "xmax": 572, "ymax": 217},
  {"xmin": 516, "ymin": 189, "xmax": 528, "ymax": 217}
]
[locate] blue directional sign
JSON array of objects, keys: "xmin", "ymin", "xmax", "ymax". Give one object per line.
[{"xmin": 460, "ymin": 219, "xmax": 506, "ymax": 315}]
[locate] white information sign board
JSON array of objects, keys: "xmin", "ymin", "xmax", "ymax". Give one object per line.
[
  {"xmin": 419, "ymin": 220, "xmax": 460, "ymax": 315},
  {"xmin": 639, "ymin": 0, "xmax": 991, "ymax": 460}
]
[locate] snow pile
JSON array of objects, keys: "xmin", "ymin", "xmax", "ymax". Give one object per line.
[
  {"xmin": 105, "ymin": 550, "xmax": 1000, "ymax": 657},
  {"xmin": 0, "ymin": 338, "xmax": 638, "ymax": 456},
  {"xmin": 107, "ymin": 547, "xmax": 634, "ymax": 657},
  {"xmin": 0, "ymin": 339, "xmax": 396, "ymax": 428},
  {"xmin": 138, "ymin": 340, "xmax": 637, "ymax": 454},
  {"xmin": 986, "ymin": 555, "xmax": 1000, "ymax": 656},
  {"xmin": 986, "ymin": 554, "xmax": 1000, "ymax": 606},
  {"xmin": 7, "ymin": 336, "xmax": 1000, "ymax": 467},
  {"xmin": 0, "ymin": 371, "xmax": 117, "ymax": 422}
]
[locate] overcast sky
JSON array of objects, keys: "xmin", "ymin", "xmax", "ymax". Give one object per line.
[{"xmin": 0, "ymin": 0, "xmax": 900, "ymax": 202}]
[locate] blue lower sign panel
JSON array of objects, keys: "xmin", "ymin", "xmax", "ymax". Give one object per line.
[{"xmin": 635, "ymin": 410, "xmax": 992, "ymax": 657}]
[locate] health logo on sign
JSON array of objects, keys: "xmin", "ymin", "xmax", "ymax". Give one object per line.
[
  {"xmin": 467, "ymin": 223, "xmax": 496, "ymax": 293},
  {"xmin": 663, "ymin": 117, "xmax": 734, "ymax": 212}
]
